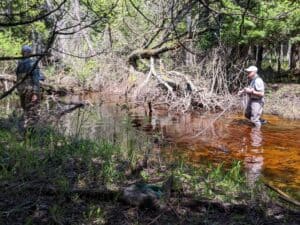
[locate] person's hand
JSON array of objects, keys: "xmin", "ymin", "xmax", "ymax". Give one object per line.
[
  {"xmin": 244, "ymin": 87, "xmax": 254, "ymax": 94},
  {"xmin": 238, "ymin": 90, "xmax": 245, "ymax": 95},
  {"xmin": 31, "ymin": 94, "xmax": 38, "ymax": 102}
]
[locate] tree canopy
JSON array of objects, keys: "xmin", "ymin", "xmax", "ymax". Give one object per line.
[{"xmin": 0, "ymin": 0, "xmax": 299, "ymax": 77}]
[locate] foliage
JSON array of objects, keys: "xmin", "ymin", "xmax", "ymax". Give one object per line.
[
  {"xmin": 171, "ymin": 160, "xmax": 250, "ymax": 202},
  {"xmin": 0, "ymin": 0, "xmax": 299, "ymax": 74},
  {"xmin": 0, "ymin": 32, "xmax": 23, "ymax": 56},
  {"xmin": 219, "ymin": 0, "xmax": 300, "ymax": 46}
]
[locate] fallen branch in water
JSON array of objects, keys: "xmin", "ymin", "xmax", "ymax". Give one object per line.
[
  {"xmin": 264, "ymin": 182, "xmax": 300, "ymax": 207},
  {"xmin": 46, "ymin": 94, "xmax": 92, "ymax": 117},
  {"xmin": 191, "ymin": 102, "xmax": 233, "ymax": 138},
  {"xmin": 58, "ymin": 102, "xmax": 85, "ymax": 116}
]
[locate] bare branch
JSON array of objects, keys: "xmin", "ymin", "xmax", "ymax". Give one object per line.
[
  {"xmin": 51, "ymin": 47, "xmax": 105, "ymax": 59},
  {"xmin": 0, "ymin": 0, "xmax": 67, "ymax": 27},
  {"xmin": 0, "ymin": 54, "xmax": 46, "ymax": 61}
]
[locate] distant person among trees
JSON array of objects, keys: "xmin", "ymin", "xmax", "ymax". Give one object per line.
[
  {"xmin": 16, "ymin": 45, "xmax": 41, "ymax": 131},
  {"xmin": 239, "ymin": 66, "xmax": 265, "ymax": 127}
]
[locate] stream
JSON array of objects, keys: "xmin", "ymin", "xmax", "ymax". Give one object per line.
[{"xmin": 1, "ymin": 93, "xmax": 299, "ymax": 200}]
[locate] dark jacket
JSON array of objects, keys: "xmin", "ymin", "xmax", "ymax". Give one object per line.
[{"xmin": 16, "ymin": 58, "xmax": 40, "ymax": 94}]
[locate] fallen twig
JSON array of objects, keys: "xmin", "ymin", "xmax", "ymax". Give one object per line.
[{"xmin": 264, "ymin": 182, "xmax": 300, "ymax": 207}]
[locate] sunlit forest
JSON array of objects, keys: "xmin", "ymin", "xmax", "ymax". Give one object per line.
[{"xmin": 0, "ymin": 0, "xmax": 299, "ymax": 224}]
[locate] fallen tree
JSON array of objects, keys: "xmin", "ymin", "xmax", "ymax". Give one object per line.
[{"xmin": 127, "ymin": 46, "xmax": 237, "ymax": 114}]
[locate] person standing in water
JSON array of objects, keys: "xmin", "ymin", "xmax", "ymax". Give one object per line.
[
  {"xmin": 16, "ymin": 45, "xmax": 41, "ymax": 131},
  {"xmin": 239, "ymin": 65, "xmax": 265, "ymax": 128}
]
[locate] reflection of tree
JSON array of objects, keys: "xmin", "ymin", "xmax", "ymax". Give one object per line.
[{"xmin": 244, "ymin": 127, "xmax": 264, "ymax": 186}]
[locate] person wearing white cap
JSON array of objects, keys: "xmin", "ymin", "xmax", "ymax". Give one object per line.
[
  {"xmin": 16, "ymin": 45, "xmax": 42, "ymax": 132},
  {"xmin": 239, "ymin": 65, "xmax": 265, "ymax": 127}
]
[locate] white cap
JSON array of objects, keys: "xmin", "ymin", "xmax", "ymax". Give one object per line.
[{"xmin": 245, "ymin": 65, "xmax": 258, "ymax": 72}]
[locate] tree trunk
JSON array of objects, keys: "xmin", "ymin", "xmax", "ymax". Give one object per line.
[
  {"xmin": 280, "ymin": 43, "xmax": 284, "ymax": 61},
  {"xmin": 128, "ymin": 45, "xmax": 179, "ymax": 68},
  {"xmin": 107, "ymin": 24, "xmax": 113, "ymax": 49},
  {"xmin": 45, "ymin": 0, "xmax": 65, "ymax": 62},
  {"xmin": 185, "ymin": 14, "xmax": 194, "ymax": 66},
  {"xmin": 6, "ymin": 0, "xmax": 13, "ymax": 20},
  {"xmin": 277, "ymin": 45, "xmax": 281, "ymax": 73},
  {"xmin": 288, "ymin": 41, "xmax": 292, "ymax": 69},
  {"xmin": 290, "ymin": 43, "xmax": 300, "ymax": 70},
  {"xmin": 256, "ymin": 45, "xmax": 263, "ymax": 70},
  {"xmin": 74, "ymin": 0, "xmax": 95, "ymax": 55},
  {"xmin": 250, "ymin": 45, "xmax": 256, "ymax": 60}
]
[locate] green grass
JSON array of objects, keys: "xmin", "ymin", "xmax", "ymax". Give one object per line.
[
  {"xmin": 169, "ymin": 159, "xmax": 252, "ymax": 203},
  {"xmin": 0, "ymin": 127, "xmax": 121, "ymax": 186}
]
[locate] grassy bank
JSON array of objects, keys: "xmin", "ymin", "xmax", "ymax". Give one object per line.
[{"xmin": 0, "ymin": 119, "xmax": 299, "ymax": 225}]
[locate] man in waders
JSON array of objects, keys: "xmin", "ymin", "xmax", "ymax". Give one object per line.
[
  {"xmin": 239, "ymin": 66, "xmax": 265, "ymax": 128},
  {"xmin": 16, "ymin": 45, "xmax": 41, "ymax": 132}
]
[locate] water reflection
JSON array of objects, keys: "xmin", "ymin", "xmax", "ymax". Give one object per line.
[
  {"xmin": 250, "ymin": 127, "xmax": 263, "ymax": 148},
  {"xmin": 244, "ymin": 127, "xmax": 264, "ymax": 186},
  {"xmin": 1, "ymin": 96, "xmax": 299, "ymax": 199}
]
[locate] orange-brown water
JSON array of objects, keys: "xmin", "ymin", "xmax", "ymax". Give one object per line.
[{"xmin": 137, "ymin": 110, "xmax": 300, "ymax": 199}]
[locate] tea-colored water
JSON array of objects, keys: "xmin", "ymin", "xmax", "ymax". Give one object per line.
[
  {"xmin": 1, "ymin": 94, "xmax": 299, "ymax": 200},
  {"xmin": 140, "ymin": 109, "xmax": 300, "ymax": 199}
]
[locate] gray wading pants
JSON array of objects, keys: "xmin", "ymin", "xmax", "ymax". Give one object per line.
[{"xmin": 245, "ymin": 98, "xmax": 264, "ymax": 127}]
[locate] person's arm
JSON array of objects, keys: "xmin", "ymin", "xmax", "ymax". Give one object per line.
[
  {"xmin": 244, "ymin": 78, "xmax": 264, "ymax": 97},
  {"xmin": 251, "ymin": 89, "xmax": 264, "ymax": 97}
]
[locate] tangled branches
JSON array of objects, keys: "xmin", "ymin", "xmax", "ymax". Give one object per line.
[{"xmin": 129, "ymin": 46, "xmax": 239, "ymax": 114}]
